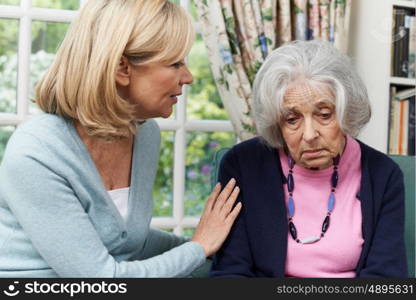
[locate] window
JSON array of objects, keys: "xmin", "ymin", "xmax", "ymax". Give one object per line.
[
  {"xmin": 0, "ymin": 0, "xmax": 79, "ymax": 160},
  {"xmin": 0, "ymin": 0, "xmax": 235, "ymax": 235}
]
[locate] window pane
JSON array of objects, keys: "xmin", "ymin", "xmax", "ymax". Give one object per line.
[
  {"xmin": 183, "ymin": 228, "xmax": 195, "ymax": 239},
  {"xmin": 0, "ymin": 0, "xmax": 19, "ymax": 4},
  {"xmin": 185, "ymin": 131, "xmax": 236, "ymax": 216},
  {"xmin": 0, "ymin": 126, "xmax": 15, "ymax": 163},
  {"xmin": 153, "ymin": 130, "xmax": 174, "ymax": 217},
  {"xmin": 0, "ymin": 19, "xmax": 18, "ymax": 113},
  {"xmin": 32, "ymin": 0, "xmax": 79, "ymax": 10},
  {"xmin": 187, "ymin": 34, "xmax": 226, "ymax": 120},
  {"xmin": 30, "ymin": 21, "xmax": 69, "ymax": 114}
]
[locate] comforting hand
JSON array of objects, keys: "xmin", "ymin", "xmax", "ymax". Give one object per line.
[{"xmin": 191, "ymin": 178, "xmax": 242, "ymax": 257}]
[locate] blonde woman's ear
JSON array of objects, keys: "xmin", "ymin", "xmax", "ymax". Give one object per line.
[{"xmin": 115, "ymin": 56, "xmax": 131, "ymax": 87}]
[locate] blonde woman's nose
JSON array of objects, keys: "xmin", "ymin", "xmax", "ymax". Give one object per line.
[{"xmin": 181, "ymin": 66, "xmax": 193, "ymax": 85}]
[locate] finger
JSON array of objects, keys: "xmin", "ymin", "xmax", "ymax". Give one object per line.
[
  {"xmin": 220, "ymin": 186, "xmax": 240, "ymax": 217},
  {"xmin": 204, "ymin": 182, "xmax": 221, "ymax": 213},
  {"xmin": 213, "ymin": 178, "xmax": 236, "ymax": 211},
  {"xmin": 225, "ymin": 201, "xmax": 242, "ymax": 223}
]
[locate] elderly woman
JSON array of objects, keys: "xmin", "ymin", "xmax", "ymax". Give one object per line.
[
  {"xmin": 211, "ymin": 40, "xmax": 408, "ymax": 278},
  {"xmin": 0, "ymin": 0, "xmax": 241, "ymax": 277}
]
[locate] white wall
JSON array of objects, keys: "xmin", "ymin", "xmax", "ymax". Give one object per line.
[{"xmin": 348, "ymin": 0, "xmax": 394, "ymax": 153}]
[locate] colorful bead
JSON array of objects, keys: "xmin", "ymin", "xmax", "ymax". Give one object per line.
[
  {"xmin": 300, "ymin": 236, "xmax": 321, "ymax": 244},
  {"xmin": 322, "ymin": 215, "xmax": 330, "ymax": 232},
  {"xmin": 286, "ymin": 154, "xmax": 339, "ymax": 244},
  {"xmin": 289, "ymin": 222, "xmax": 297, "ymax": 240},
  {"xmin": 287, "ymin": 173, "xmax": 294, "ymax": 192},
  {"xmin": 328, "ymin": 193, "xmax": 335, "ymax": 212},
  {"xmin": 288, "ymin": 156, "xmax": 295, "ymax": 168},
  {"xmin": 331, "ymin": 171, "xmax": 338, "ymax": 188},
  {"xmin": 288, "ymin": 197, "xmax": 295, "ymax": 217}
]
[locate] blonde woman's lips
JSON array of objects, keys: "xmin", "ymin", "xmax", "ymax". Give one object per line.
[{"xmin": 170, "ymin": 94, "xmax": 181, "ymax": 103}]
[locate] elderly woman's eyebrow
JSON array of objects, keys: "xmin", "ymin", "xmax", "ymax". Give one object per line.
[
  {"xmin": 315, "ymin": 99, "xmax": 335, "ymax": 108},
  {"xmin": 283, "ymin": 100, "xmax": 333, "ymax": 111},
  {"xmin": 281, "ymin": 107, "xmax": 301, "ymax": 116}
]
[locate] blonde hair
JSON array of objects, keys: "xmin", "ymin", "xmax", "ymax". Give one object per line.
[{"xmin": 35, "ymin": 0, "xmax": 195, "ymax": 139}]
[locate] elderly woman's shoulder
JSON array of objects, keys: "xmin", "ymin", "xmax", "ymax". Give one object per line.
[
  {"xmin": 226, "ymin": 136, "xmax": 275, "ymax": 158},
  {"xmin": 356, "ymin": 139, "xmax": 402, "ymax": 174}
]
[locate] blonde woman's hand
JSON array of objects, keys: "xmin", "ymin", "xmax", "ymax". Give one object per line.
[{"xmin": 191, "ymin": 178, "xmax": 242, "ymax": 257}]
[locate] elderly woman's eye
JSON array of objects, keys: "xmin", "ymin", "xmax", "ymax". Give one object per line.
[
  {"xmin": 320, "ymin": 113, "xmax": 331, "ymax": 119},
  {"xmin": 286, "ymin": 117, "xmax": 298, "ymax": 124}
]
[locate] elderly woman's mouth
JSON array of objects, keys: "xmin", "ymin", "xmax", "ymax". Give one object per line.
[{"xmin": 302, "ymin": 149, "xmax": 324, "ymax": 158}]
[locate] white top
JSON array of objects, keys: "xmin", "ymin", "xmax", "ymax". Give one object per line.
[{"xmin": 107, "ymin": 187, "xmax": 130, "ymax": 220}]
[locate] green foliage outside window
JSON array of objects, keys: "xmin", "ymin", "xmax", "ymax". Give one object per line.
[
  {"xmin": 0, "ymin": 18, "xmax": 18, "ymax": 113},
  {"xmin": 183, "ymin": 228, "xmax": 195, "ymax": 239},
  {"xmin": 32, "ymin": 0, "xmax": 79, "ymax": 10},
  {"xmin": 0, "ymin": 0, "xmax": 19, "ymax": 5},
  {"xmin": 184, "ymin": 131, "xmax": 235, "ymax": 216},
  {"xmin": 152, "ymin": 131, "xmax": 174, "ymax": 217}
]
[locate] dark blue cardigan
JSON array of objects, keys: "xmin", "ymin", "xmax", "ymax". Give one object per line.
[{"xmin": 211, "ymin": 137, "xmax": 408, "ymax": 277}]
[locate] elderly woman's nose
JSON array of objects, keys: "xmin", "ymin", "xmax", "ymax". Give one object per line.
[{"xmin": 302, "ymin": 119, "xmax": 319, "ymax": 142}]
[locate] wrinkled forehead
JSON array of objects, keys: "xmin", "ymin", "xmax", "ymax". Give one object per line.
[{"xmin": 283, "ymin": 81, "xmax": 335, "ymax": 109}]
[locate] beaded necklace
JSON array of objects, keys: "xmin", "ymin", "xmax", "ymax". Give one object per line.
[{"xmin": 286, "ymin": 154, "xmax": 340, "ymax": 244}]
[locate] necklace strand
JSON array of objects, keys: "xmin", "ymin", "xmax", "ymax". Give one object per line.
[{"xmin": 286, "ymin": 154, "xmax": 340, "ymax": 244}]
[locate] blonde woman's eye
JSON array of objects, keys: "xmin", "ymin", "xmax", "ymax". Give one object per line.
[{"xmin": 172, "ymin": 62, "xmax": 184, "ymax": 68}]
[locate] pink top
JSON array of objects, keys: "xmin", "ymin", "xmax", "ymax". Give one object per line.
[{"xmin": 279, "ymin": 135, "xmax": 364, "ymax": 278}]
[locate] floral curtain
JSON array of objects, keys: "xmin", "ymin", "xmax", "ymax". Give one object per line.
[{"xmin": 195, "ymin": 0, "xmax": 352, "ymax": 141}]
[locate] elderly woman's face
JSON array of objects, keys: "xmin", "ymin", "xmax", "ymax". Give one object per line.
[{"xmin": 280, "ymin": 82, "xmax": 345, "ymax": 170}]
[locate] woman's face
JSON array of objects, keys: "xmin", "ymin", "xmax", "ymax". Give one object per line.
[
  {"xmin": 117, "ymin": 57, "xmax": 193, "ymax": 119},
  {"xmin": 280, "ymin": 82, "xmax": 345, "ymax": 170}
]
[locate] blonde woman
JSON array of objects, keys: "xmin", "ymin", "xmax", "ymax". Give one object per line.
[{"xmin": 0, "ymin": 0, "xmax": 241, "ymax": 277}]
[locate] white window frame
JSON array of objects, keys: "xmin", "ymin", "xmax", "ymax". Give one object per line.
[{"xmin": 0, "ymin": 0, "xmax": 234, "ymax": 236}]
